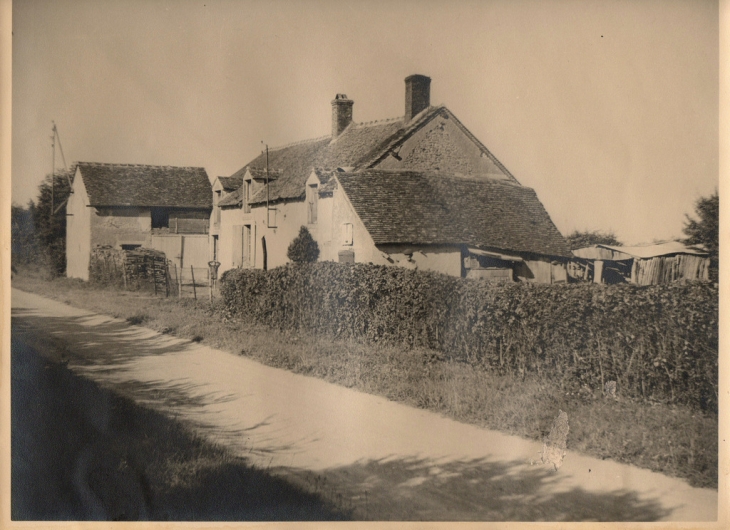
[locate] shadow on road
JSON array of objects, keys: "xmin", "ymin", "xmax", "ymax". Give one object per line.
[
  {"xmin": 286, "ymin": 455, "xmax": 673, "ymax": 521},
  {"xmin": 11, "ymin": 335, "xmax": 350, "ymax": 521},
  {"xmin": 11, "ymin": 304, "xmax": 675, "ymax": 521},
  {"xmin": 12, "ymin": 307, "xmax": 193, "ymax": 369},
  {"xmin": 12, "ymin": 307, "xmax": 296, "ymax": 456}
]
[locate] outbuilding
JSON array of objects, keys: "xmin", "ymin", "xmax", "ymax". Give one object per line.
[
  {"xmin": 571, "ymin": 241, "xmax": 710, "ymax": 285},
  {"xmin": 66, "ymin": 162, "xmax": 212, "ymax": 281}
]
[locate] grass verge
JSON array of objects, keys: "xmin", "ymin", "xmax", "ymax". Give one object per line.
[{"xmin": 12, "ymin": 269, "xmax": 718, "ymax": 489}]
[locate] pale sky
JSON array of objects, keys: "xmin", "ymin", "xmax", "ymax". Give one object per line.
[{"xmin": 11, "ymin": 0, "xmax": 718, "ymax": 245}]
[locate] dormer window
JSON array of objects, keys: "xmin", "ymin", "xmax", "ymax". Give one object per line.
[
  {"xmin": 243, "ymin": 180, "xmax": 252, "ymax": 213},
  {"xmin": 214, "ymin": 190, "xmax": 222, "ymax": 225},
  {"xmin": 307, "ymin": 183, "xmax": 318, "ymax": 224}
]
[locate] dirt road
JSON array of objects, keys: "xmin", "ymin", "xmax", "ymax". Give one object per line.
[{"xmin": 11, "ymin": 288, "xmax": 719, "ymax": 521}]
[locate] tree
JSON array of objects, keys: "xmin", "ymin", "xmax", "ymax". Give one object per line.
[
  {"xmin": 565, "ymin": 229, "xmax": 622, "ymax": 250},
  {"xmin": 287, "ymin": 226, "xmax": 320, "ymax": 264},
  {"xmin": 32, "ymin": 169, "xmax": 74, "ymax": 275},
  {"xmin": 11, "ymin": 201, "xmax": 40, "ymax": 266},
  {"xmin": 683, "ymin": 190, "xmax": 718, "ymax": 280}
]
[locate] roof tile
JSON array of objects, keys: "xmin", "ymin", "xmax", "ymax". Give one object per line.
[
  {"xmin": 78, "ymin": 162, "xmax": 211, "ymax": 208},
  {"xmin": 337, "ymin": 169, "xmax": 572, "ymax": 258}
]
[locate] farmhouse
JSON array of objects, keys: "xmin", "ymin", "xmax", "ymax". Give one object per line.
[
  {"xmin": 218, "ymin": 75, "xmax": 571, "ymax": 280},
  {"xmin": 66, "ymin": 162, "xmax": 212, "ymax": 281},
  {"xmin": 210, "ymin": 174, "xmax": 244, "ymax": 263},
  {"xmin": 571, "ymin": 241, "xmax": 710, "ymax": 285}
]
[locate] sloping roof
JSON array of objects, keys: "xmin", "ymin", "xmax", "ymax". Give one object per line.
[
  {"xmin": 235, "ymin": 106, "xmax": 472, "ymax": 205},
  {"xmin": 573, "ymin": 241, "xmax": 708, "ymax": 260},
  {"xmin": 217, "ymin": 176, "xmax": 243, "ymax": 192},
  {"xmin": 218, "ymin": 186, "xmax": 244, "ymax": 207},
  {"xmin": 313, "ymin": 168, "xmax": 337, "ymax": 195},
  {"xmin": 245, "ymin": 117, "xmax": 406, "ymax": 204},
  {"xmin": 77, "ymin": 162, "xmax": 212, "ymax": 208},
  {"xmin": 336, "ymin": 169, "xmax": 572, "ymax": 258},
  {"xmin": 247, "ymin": 167, "xmax": 281, "ymax": 180}
]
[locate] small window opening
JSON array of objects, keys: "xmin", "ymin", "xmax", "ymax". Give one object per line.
[
  {"xmin": 307, "ymin": 184, "xmax": 318, "ymax": 224},
  {"xmin": 151, "ymin": 208, "xmax": 169, "ymax": 229}
]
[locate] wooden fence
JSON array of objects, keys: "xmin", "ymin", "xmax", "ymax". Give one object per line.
[{"xmin": 90, "ymin": 246, "xmax": 219, "ymax": 299}]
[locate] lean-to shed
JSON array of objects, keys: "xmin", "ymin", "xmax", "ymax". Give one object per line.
[{"xmin": 571, "ymin": 241, "xmax": 710, "ymax": 285}]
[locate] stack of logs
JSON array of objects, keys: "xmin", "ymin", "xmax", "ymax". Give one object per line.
[{"xmin": 89, "ymin": 246, "xmax": 171, "ymax": 295}]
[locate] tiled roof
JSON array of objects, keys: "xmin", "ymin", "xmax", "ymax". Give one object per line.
[
  {"xmin": 233, "ymin": 105, "xmax": 520, "ymax": 207},
  {"xmin": 360, "ymin": 107, "xmax": 517, "ymax": 182},
  {"xmin": 239, "ymin": 110, "xmax": 439, "ymax": 205},
  {"xmin": 313, "ymin": 168, "xmax": 337, "ymax": 195},
  {"xmin": 218, "ymin": 186, "xmax": 244, "ymax": 207},
  {"xmin": 77, "ymin": 162, "xmax": 212, "ymax": 208},
  {"xmin": 247, "ymin": 167, "xmax": 281, "ymax": 180},
  {"xmin": 217, "ymin": 176, "xmax": 243, "ymax": 192},
  {"xmin": 218, "ymin": 169, "xmax": 282, "ymax": 208},
  {"xmin": 336, "ymin": 169, "xmax": 572, "ymax": 258}
]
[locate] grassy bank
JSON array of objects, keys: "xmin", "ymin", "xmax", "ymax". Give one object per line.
[{"xmin": 12, "ymin": 269, "xmax": 718, "ymax": 489}]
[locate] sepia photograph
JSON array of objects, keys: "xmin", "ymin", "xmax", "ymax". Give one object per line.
[{"xmin": 2, "ymin": 0, "xmax": 725, "ymax": 525}]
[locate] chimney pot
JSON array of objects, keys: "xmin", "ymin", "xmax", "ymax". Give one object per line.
[
  {"xmin": 405, "ymin": 74, "xmax": 431, "ymax": 122},
  {"xmin": 331, "ymin": 94, "xmax": 354, "ymax": 138}
]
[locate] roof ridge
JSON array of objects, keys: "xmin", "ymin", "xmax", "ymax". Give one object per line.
[
  {"xmin": 268, "ymin": 135, "xmax": 330, "ymax": 152},
  {"xmin": 78, "ymin": 161, "xmax": 205, "ymax": 170},
  {"xmin": 354, "ymin": 115, "xmax": 404, "ymax": 127},
  {"xmin": 342, "ymin": 168, "xmax": 524, "ymax": 186}
]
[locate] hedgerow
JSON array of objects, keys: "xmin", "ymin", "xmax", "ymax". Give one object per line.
[{"xmin": 220, "ymin": 262, "xmax": 718, "ymax": 411}]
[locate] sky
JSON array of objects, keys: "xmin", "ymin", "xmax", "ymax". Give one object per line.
[{"xmin": 11, "ymin": 0, "xmax": 719, "ymax": 245}]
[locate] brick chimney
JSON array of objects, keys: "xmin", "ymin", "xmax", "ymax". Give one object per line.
[
  {"xmin": 331, "ymin": 94, "xmax": 354, "ymax": 138},
  {"xmin": 405, "ymin": 74, "xmax": 431, "ymax": 122}
]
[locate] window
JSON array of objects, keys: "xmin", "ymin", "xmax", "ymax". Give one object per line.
[
  {"xmin": 214, "ymin": 191, "xmax": 221, "ymax": 225},
  {"xmin": 307, "ymin": 184, "xmax": 318, "ymax": 224},
  {"xmin": 243, "ymin": 180, "xmax": 252, "ymax": 213},
  {"xmin": 244, "ymin": 225, "xmax": 252, "ymax": 266},
  {"xmin": 151, "ymin": 208, "xmax": 169, "ymax": 229},
  {"xmin": 342, "ymin": 223, "xmax": 353, "ymax": 245},
  {"xmin": 233, "ymin": 226, "xmax": 243, "ymax": 267}
]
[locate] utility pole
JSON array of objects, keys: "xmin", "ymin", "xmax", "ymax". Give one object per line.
[
  {"xmin": 262, "ymin": 141, "xmax": 271, "ymax": 227},
  {"xmin": 51, "ymin": 123, "xmax": 56, "ymax": 223},
  {"xmin": 49, "ymin": 122, "xmax": 73, "ymax": 218}
]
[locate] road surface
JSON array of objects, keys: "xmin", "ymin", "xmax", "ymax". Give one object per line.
[{"xmin": 11, "ymin": 288, "xmax": 719, "ymax": 521}]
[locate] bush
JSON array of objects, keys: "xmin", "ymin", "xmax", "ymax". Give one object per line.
[
  {"xmin": 220, "ymin": 262, "xmax": 718, "ymax": 411},
  {"xmin": 287, "ymin": 226, "xmax": 320, "ymax": 263}
]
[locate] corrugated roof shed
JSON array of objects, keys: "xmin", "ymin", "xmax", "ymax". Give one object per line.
[
  {"xmin": 77, "ymin": 162, "xmax": 212, "ymax": 208},
  {"xmin": 336, "ymin": 169, "xmax": 572, "ymax": 258},
  {"xmin": 573, "ymin": 241, "xmax": 708, "ymax": 260}
]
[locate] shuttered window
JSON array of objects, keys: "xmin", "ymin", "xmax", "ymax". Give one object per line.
[
  {"xmin": 244, "ymin": 225, "xmax": 252, "ymax": 266},
  {"xmin": 243, "ymin": 181, "xmax": 252, "ymax": 213},
  {"xmin": 342, "ymin": 223, "xmax": 353, "ymax": 245},
  {"xmin": 307, "ymin": 184, "xmax": 318, "ymax": 224},
  {"xmin": 232, "ymin": 225, "xmax": 243, "ymax": 267}
]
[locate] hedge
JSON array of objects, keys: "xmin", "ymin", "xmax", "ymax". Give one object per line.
[{"xmin": 220, "ymin": 262, "xmax": 718, "ymax": 411}]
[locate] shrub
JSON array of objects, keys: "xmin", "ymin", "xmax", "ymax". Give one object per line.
[
  {"xmin": 287, "ymin": 226, "xmax": 320, "ymax": 263},
  {"xmin": 220, "ymin": 262, "xmax": 718, "ymax": 411}
]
